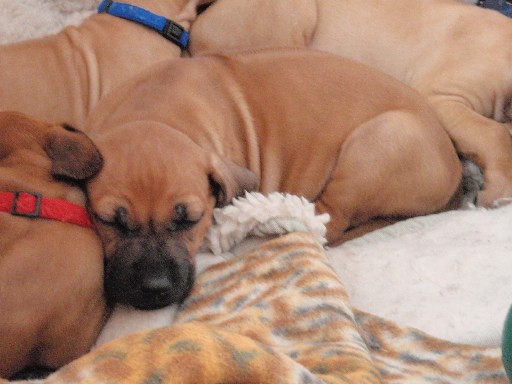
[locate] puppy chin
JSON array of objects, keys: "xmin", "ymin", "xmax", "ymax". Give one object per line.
[{"xmin": 104, "ymin": 237, "xmax": 195, "ymax": 310}]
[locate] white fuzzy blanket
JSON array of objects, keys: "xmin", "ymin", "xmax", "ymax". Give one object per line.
[
  {"xmin": 2, "ymin": 0, "xmax": 511, "ymax": 349},
  {"xmin": 0, "ymin": 0, "xmax": 96, "ymax": 44}
]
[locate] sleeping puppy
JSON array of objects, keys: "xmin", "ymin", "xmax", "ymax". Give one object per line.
[
  {"xmin": 0, "ymin": 0, "xmax": 206, "ymax": 129},
  {"xmin": 83, "ymin": 49, "xmax": 463, "ymax": 310},
  {"xmin": 189, "ymin": 0, "xmax": 512, "ymax": 207},
  {"xmin": 0, "ymin": 111, "xmax": 105, "ymax": 378}
]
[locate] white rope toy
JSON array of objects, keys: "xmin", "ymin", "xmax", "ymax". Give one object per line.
[{"xmin": 206, "ymin": 192, "xmax": 330, "ymax": 255}]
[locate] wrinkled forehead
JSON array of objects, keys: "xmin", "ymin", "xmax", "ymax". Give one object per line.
[
  {"xmin": 88, "ymin": 123, "xmax": 213, "ymax": 221},
  {"xmin": 96, "ymin": 122, "xmax": 208, "ymax": 172}
]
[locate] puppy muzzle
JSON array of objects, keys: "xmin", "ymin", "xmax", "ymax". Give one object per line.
[{"xmin": 104, "ymin": 236, "xmax": 194, "ymax": 310}]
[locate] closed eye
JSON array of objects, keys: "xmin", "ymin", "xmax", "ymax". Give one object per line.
[
  {"xmin": 168, "ymin": 216, "xmax": 202, "ymax": 232},
  {"xmin": 94, "ymin": 207, "xmax": 138, "ymax": 233},
  {"xmin": 168, "ymin": 203, "xmax": 204, "ymax": 232},
  {"xmin": 93, "ymin": 212, "xmax": 115, "ymax": 227}
]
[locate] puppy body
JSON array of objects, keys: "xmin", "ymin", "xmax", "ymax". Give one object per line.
[
  {"xmin": 190, "ymin": 0, "xmax": 512, "ymax": 207},
  {"xmin": 0, "ymin": 112, "xmax": 106, "ymax": 378},
  {"xmin": 85, "ymin": 49, "xmax": 462, "ymax": 309},
  {"xmin": 0, "ymin": 0, "xmax": 204, "ymax": 129}
]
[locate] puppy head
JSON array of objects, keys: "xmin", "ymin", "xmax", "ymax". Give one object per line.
[
  {"xmin": 0, "ymin": 111, "xmax": 103, "ymax": 184},
  {"xmin": 87, "ymin": 123, "xmax": 258, "ymax": 309}
]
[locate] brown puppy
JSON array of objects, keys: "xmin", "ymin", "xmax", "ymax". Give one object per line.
[
  {"xmin": 190, "ymin": 0, "xmax": 512, "ymax": 207},
  {"xmin": 83, "ymin": 49, "xmax": 463, "ymax": 309},
  {"xmin": 0, "ymin": 0, "xmax": 207, "ymax": 129},
  {"xmin": 0, "ymin": 112, "xmax": 105, "ymax": 378}
]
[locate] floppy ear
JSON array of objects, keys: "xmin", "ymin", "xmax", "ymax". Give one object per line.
[
  {"xmin": 44, "ymin": 124, "xmax": 103, "ymax": 180},
  {"xmin": 208, "ymin": 154, "xmax": 259, "ymax": 207},
  {"xmin": 175, "ymin": 0, "xmax": 214, "ymax": 30}
]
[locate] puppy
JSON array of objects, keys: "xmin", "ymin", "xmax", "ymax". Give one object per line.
[
  {"xmin": 0, "ymin": 0, "xmax": 207, "ymax": 129},
  {"xmin": 189, "ymin": 0, "xmax": 512, "ymax": 207},
  {"xmin": 0, "ymin": 111, "xmax": 106, "ymax": 378},
  {"xmin": 83, "ymin": 49, "xmax": 463, "ymax": 310}
]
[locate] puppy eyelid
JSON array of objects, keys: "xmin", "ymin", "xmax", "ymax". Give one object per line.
[
  {"xmin": 168, "ymin": 219, "xmax": 194, "ymax": 232},
  {"xmin": 93, "ymin": 213, "xmax": 116, "ymax": 227},
  {"xmin": 168, "ymin": 204, "xmax": 204, "ymax": 232},
  {"xmin": 94, "ymin": 208, "xmax": 138, "ymax": 232},
  {"xmin": 168, "ymin": 215, "xmax": 203, "ymax": 232},
  {"xmin": 114, "ymin": 207, "xmax": 138, "ymax": 232},
  {"xmin": 175, "ymin": 204, "xmax": 187, "ymax": 220}
]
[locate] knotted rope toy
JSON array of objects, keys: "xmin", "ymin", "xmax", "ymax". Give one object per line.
[{"xmin": 205, "ymin": 192, "xmax": 330, "ymax": 255}]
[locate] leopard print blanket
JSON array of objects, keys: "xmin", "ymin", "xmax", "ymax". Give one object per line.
[
  {"xmin": 0, "ymin": 1, "xmax": 507, "ymax": 382},
  {"xmin": 8, "ymin": 233, "xmax": 506, "ymax": 384}
]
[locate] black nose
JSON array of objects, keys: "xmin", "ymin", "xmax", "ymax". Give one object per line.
[
  {"xmin": 140, "ymin": 275, "xmax": 173, "ymax": 295},
  {"xmin": 104, "ymin": 237, "xmax": 195, "ymax": 310},
  {"xmin": 134, "ymin": 268, "xmax": 175, "ymax": 309}
]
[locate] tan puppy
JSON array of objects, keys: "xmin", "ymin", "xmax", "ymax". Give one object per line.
[
  {"xmin": 0, "ymin": 112, "xmax": 105, "ymax": 378},
  {"xmin": 190, "ymin": 0, "xmax": 512, "ymax": 207},
  {"xmin": 83, "ymin": 49, "xmax": 462, "ymax": 309},
  {"xmin": 0, "ymin": 0, "xmax": 207, "ymax": 129}
]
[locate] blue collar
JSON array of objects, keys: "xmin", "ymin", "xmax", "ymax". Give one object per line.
[
  {"xmin": 98, "ymin": 0, "xmax": 189, "ymax": 50},
  {"xmin": 477, "ymin": 0, "xmax": 512, "ymax": 17}
]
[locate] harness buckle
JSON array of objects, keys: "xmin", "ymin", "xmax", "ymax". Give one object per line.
[
  {"xmin": 11, "ymin": 191, "xmax": 42, "ymax": 218},
  {"xmin": 162, "ymin": 20, "xmax": 188, "ymax": 49}
]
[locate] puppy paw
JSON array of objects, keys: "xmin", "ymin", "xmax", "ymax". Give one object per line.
[
  {"xmin": 492, "ymin": 196, "xmax": 512, "ymax": 208},
  {"xmin": 476, "ymin": 171, "xmax": 512, "ymax": 208},
  {"xmin": 477, "ymin": 189, "xmax": 512, "ymax": 208}
]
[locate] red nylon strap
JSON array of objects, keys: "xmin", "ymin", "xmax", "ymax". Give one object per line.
[{"xmin": 0, "ymin": 191, "xmax": 93, "ymax": 228}]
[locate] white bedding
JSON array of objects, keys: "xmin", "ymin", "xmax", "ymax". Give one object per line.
[
  {"xmin": 2, "ymin": 0, "xmax": 511, "ymax": 348},
  {"xmin": 329, "ymin": 204, "xmax": 512, "ymax": 346}
]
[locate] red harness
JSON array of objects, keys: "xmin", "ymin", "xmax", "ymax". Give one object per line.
[{"xmin": 0, "ymin": 191, "xmax": 93, "ymax": 228}]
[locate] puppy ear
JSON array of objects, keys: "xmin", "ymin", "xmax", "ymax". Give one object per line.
[
  {"xmin": 44, "ymin": 124, "xmax": 103, "ymax": 180},
  {"xmin": 208, "ymin": 154, "xmax": 259, "ymax": 207},
  {"xmin": 175, "ymin": 0, "xmax": 213, "ymax": 30}
]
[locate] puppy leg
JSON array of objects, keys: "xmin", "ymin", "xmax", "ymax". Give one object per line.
[
  {"xmin": 188, "ymin": 0, "xmax": 316, "ymax": 55},
  {"xmin": 429, "ymin": 99, "xmax": 512, "ymax": 207},
  {"xmin": 315, "ymin": 110, "xmax": 462, "ymax": 244}
]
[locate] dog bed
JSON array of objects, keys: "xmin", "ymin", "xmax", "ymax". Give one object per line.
[
  {"xmin": 1, "ymin": 1, "xmax": 509, "ymax": 382},
  {"xmin": 6, "ymin": 192, "xmax": 508, "ymax": 383}
]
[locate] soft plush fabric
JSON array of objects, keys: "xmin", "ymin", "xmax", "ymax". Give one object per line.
[
  {"xmin": 9, "ymin": 233, "xmax": 509, "ymax": 384},
  {"xmin": 330, "ymin": 203, "xmax": 512, "ymax": 346},
  {"xmin": 0, "ymin": 0, "xmax": 96, "ymax": 44},
  {"xmin": 1, "ymin": 1, "xmax": 510, "ymax": 382}
]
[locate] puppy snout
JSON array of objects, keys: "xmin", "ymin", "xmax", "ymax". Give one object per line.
[
  {"xmin": 136, "ymin": 261, "xmax": 174, "ymax": 303},
  {"xmin": 104, "ymin": 237, "xmax": 195, "ymax": 310}
]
